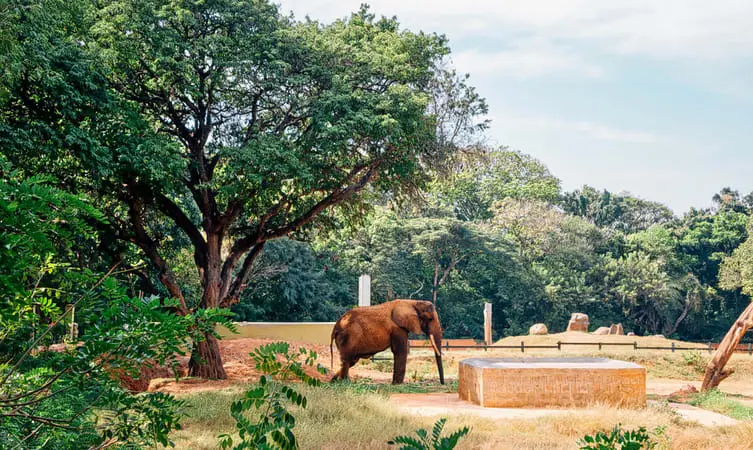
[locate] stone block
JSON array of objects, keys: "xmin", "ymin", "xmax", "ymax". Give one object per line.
[
  {"xmin": 458, "ymin": 357, "xmax": 646, "ymax": 408},
  {"xmin": 593, "ymin": 326, "xmax": 610, "ymax": 335}
]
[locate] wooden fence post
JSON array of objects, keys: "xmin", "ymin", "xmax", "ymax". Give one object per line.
[{"xmin": 484, "ymin": 303, "xmax": 492, "ymax": 346}]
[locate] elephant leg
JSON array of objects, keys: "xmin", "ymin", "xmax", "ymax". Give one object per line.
[
  {"xmin": 335, "ymin": 357, "xmax": 358, "ymax": 381},
  {"xmin": 390, "ymin": 331, "xmax": 409, "ymax": 385}
]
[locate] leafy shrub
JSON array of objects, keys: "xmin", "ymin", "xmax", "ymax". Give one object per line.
[
  {"xmin": 0, "ymin": 167, "xmax": 192, "ymax": 448},
  {"xmin": 578, "ymin": 424, "xmax": 657, "ymax": 450},
  {"xmin": 682, "ymin": 351, "xmax": 707, "ymax": 374},
  {"xmin": 388, "ymin": 418, "xmax": 470, "ymax": 450},
  {"xmin": 218, "ymin": 342, "xmax": 326, "ymax": 450}
]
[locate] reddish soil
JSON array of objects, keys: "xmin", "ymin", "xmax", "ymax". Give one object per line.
[{"xmin": 142, "ymin": 338, "xmax": 391, "ymax": 395}]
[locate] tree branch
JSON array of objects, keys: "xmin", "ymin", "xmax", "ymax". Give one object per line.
[
  {"xmin": 263, "ymin": 161, "xmax": 382, "ymax": 240},
  {"xmin": 153, "ymin": 192, "xmax": 207, "ymax": 264},
  {"xmin": 125, "ymin": 187, "xmax": 189, "ymax": 315},
  {"xmin": 221, "ymin": 242, "xmax": 266, "ymax": 307}
]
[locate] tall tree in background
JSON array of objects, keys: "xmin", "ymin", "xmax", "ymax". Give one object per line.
[
  {"xmin": 408, "ymin": 218, "xmax": 486, "ymax": 303},
  {"xmin": 562, "ymin": 185, "xmax": 674, "ymax": 234},
  {"xmin": 429, "ymin": 148, "xmax": 560, "ymax": 221}
]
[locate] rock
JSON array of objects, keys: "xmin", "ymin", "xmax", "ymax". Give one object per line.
[
  {"xmin": 593, "ymin": 326, "xmax": 611, "ymax": 335},
  {"xmin": 609, "ymin": 323, "xmax": 624, "ymax": 335},
  {"xmin": 668, "ymin": 384, "xmax": 699, "ymax": 402},
  {"xmin": 529, "ymin": 323, "xmax": 548, "ymax": 335},
  {"xmin": 567, "ymin": 313, "xmax": 589, "ymax": 332},
  {"xmin": 627, "ymin": 332, "xmax": 636, "ymax": 336},
  {"xmin": 653, "ymin": 334, "xmax": 665, "ymax": 339}
]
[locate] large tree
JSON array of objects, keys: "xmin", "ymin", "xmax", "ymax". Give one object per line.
[{"xmin": 88, "ymin": 1, "xmax": 480, "ymax": 378}]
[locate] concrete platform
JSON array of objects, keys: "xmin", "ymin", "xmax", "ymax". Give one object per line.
[{"xmin": 458, "ymin": 357, "xmax": 646, "ymax": 408}]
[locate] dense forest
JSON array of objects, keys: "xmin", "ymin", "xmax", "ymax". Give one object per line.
[
  {"xmin": 235, "ymin": 151, "xmax": 753, "ymax": 342},
  {"xmin": 3, "ymin": 0, "xmax": 753, "ymax": 446}
]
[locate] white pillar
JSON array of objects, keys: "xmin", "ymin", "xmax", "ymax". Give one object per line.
[
  {"xmin": 358, "ymin": 274, "xmax": 371, "ymax": 307},
  {"xmin": 484, "ymin": 302, "xmax": 492, "ymax": 346}
]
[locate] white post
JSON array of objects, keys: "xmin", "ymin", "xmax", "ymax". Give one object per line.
[
  {"xmin": 358, "ymin": 274, "xmax": 371, "ymax": 307},
  {"xmin": 484, "ymin": 302, "xmax": 492, "ymax": 346}
]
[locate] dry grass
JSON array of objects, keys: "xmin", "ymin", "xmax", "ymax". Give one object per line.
[
  {"xmin": 167, "ymin": 384, "xmax": 753, "ymax": 450},
  {"xmin": 162, "ymin": 333, "xmax": 753, "ymax": 449}
]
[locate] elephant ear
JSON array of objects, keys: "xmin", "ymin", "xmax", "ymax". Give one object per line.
[{"xmin": 391, "ymin": 301, "xmax": 422, "ymax": 334}]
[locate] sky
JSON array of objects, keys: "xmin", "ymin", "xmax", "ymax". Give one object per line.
[{"xmin": 277, "ymin": 0, "xmax": 753, "ymax": 214}]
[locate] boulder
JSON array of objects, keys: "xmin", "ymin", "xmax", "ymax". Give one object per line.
[
  {"xmin": 627, "ymin": 332, "xmax": 636, "ymax": 336},
  {"xmin": 529, "ymin": 323, "xmax": 548, "ymax": 335},
  {"xmin": 593, "ymin": 326, "xmax": 610, "ymax": 335},
  {"xmin": 567, "ymin": 313, "xmax": 589, "ymax": 332},
  {"xmin": 609, "ymin": 323, "xmax": 624, "ymax": 335}
]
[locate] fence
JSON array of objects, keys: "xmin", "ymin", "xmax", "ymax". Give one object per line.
[{"xmin": 406, "ymin": 340, "xmax": 753, "ymax": 354}]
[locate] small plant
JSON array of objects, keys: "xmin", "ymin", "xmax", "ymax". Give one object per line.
[
  {"xmin": 218, "ymin": 342, "xmax": 326, "ymax": 450},
  {"xmin": 388, "ymin": 418, "xmax": 470, "ymax": 450},
  {"xmin": 578, "ymin": 424, "xmax": 656, "ymax": 450},
  {"xmin": 682, "ymin": 351, "xmax": 707, "ymax": 374}
]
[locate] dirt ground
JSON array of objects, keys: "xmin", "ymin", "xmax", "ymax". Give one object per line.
[
  {"xmin": 144, "ymin": 335, "xmax": 753, "ymax": 401},
  {"xmin": 144, "ymin": 337, "xmax": 392, "ymax": 394}
]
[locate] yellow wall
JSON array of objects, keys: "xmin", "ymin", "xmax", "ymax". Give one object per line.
[{"xmin": 217, "ymin": 322, "xmax": 336, "ymax": 345}]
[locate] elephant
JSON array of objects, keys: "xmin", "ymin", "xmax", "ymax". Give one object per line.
[{"xmin": 329, "ymin": 299, "xmax": 444, "ymax": 385}]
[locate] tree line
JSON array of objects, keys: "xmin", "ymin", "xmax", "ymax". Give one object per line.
[{"xmin": 236, "ymin": 151, "xmax": 753, "ymax": 343}]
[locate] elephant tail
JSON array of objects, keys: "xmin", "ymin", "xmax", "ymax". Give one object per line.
[{"xmin": 330, "ymin": 328, "xmax": 336, "ymax": 370}]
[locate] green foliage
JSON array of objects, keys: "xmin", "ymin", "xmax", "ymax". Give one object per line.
[
  {"xmin": 681, "ymin": 350, "xmax": 707, "ymax": 374},
  {"xmin": 578, "ymin": 424, "xmax": 657, "ymax": 450},
  {"xmin": 387, "ymin": 418, "xmax": 470, "ymax": 450},
  {"xmin": 218, "ymin": 342, "xmax": 326, "ymax": 450},
  {"xmin": 2, "ymin": 0, "xmax": 488, "ymax": 377},
  {"xmin": 430, "ymin": 148, "xmax": 561, "ymax": 221},
  {"xmin": 232, "ymin": 239, "xmax": 354, "ymax": 322},
  {"xmin": 562, "ymin": 186, "xmax": 674, "ymax": 234},
  {"xmin": 0, "ymin": 164, "xmax": 192, "ymax": 448},
  {"xmin": 719, "ymin": 215, "xmax": 753, "ymax": 296}
]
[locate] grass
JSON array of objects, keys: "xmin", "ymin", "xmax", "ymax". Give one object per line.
[
  {"xmin": 165, "ymin": 380, "xmax": 753, "ymax": 450},
  {"xmin": 688, "ymin": 389, "xmax": 753, "ymax": 420},
  {"xmin": 162, "ymin": 334, "xmax": 753, "ymax": 448}
]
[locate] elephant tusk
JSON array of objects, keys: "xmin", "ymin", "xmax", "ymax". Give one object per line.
[{"xmin": 429, "ymin": 334, "xmax": 442, "ymax": 357}]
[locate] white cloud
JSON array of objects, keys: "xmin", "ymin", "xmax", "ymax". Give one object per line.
[
  {"xmin": 279, "ymin": 0, "xmax": 753, "ymax": 60},
  {"xmin": 497, "ymin": 114, "xmax": 660, "ymax": 144},
  {"xmin": 453, "ymin": 44, "xmax": 603, "ymax": 79}
]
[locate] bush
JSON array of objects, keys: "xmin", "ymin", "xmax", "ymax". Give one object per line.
[
  {"xmin": 388, "ymin": 418, "xmax": 470, "ymax": 450},
  {"xmin": 218, "ymin": 342, "xmax": 327, "ymax": 450},
  {"xmin": 578, "ymin": 424, "xmax": 656, "ymax": 450}
]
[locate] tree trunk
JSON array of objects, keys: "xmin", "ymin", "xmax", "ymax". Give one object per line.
[
  {"xmin": 702, "ymin": 301, "xmax": 753, "ymax": 391},
  {"xmin": 432, "ymin": 261, "xmax": 439, "ymax": 304},
  {"xmin": 664, "ymin": 294, "xmax": 692, "ymax": 337},
  {"xmin": 188, "ymin": 332, "xmax": 227, "ymax": 379},
  {"xmin": 188, "ymin": 232, "xmax": 228, "ymax": 379}
]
